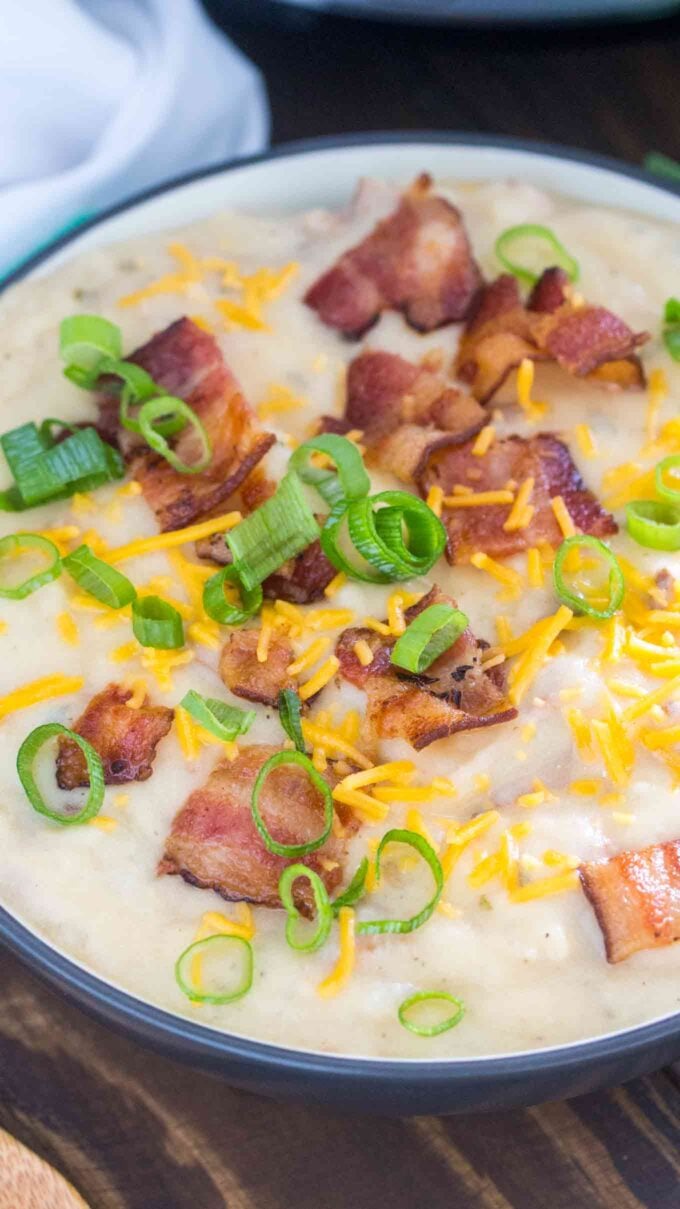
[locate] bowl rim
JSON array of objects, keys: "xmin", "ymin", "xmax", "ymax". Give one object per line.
[{"xmin": 2, "ymin": 130, "xmax": 680, "ymax": 1082}]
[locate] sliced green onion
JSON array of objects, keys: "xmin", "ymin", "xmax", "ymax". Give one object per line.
[
  {"xmin": 179, "ymin": 689, "xmax": 255, "ymax": 741},
  {"xmin": 17, "ymin": 722, "xmax": 104, "ymax": 825},
  {"xmin": 553, "ymin": 535, "xmax": 624, "ymax": 620},
  {"xmin": 278, "ymin": 688, "xmax": 306, "ymax": 753},
  {"xmin": 202, "ymin": 563, "xmax": 262, "ymax": 625},
  {"xmin": 2, "ymin": 426, "xmax": 124, "ymax": 510},
  {"xmin": 251, "ymin": 750, "xmax": 332, "ymax": 858},
  {"xmin": 662, "ymin": 298, "xmax": 680, "ymax": 363},
  {"xmin": 356, "ymin": 829, "xmax": 443, "ymax": 936},
  {"xmin": 1, "ymin": 423, "xmax": 49, "ymax": 481},
  {"xmin": 132, "ymin": 595, "xmax": 184, "ymax": 649},
  {"xmin": 0, "ymin": 533, "xmax": 62, "ymax": 599},
  {"xmin": 227, "ymin": 472, "xmax": 320, "ymax": 592},
  {"xmin": 62, "ymin": 544, "xmax": 136, "ymax": 609},
  {"xmin": 288, "ymin": 433, "xmax": 370, "ymax": 508},
  {"xmin": 321, "ymin": 491, "xmax": 446, "ymax": 584},
  {"xmin": 626, "ymin": 500, "xmax": 680, "ymax": 552},
  {"xmin": 644, "ymin": 152, "xmax": 680, "ymax": 183},
  {"xmin": 391, "ymin": 603, "xmax": 468, "ymax": 674},
  {"xmin": 279, "ymin": 864, "xmax": 333, "ymax": 953},
  {"xmin": 655, "ymin": 455, "xmax": 680, "ymax": 504},
  {"xmin": 175, "ymin": 934, "xmax": 253, "ymax": 1005},
  {"xmin": 398, "ymin": 991, "xmax": 465, "ymax": 1037},
  {"xmin": 332, "ymin": 858, "xmax": 369, "ymax": 915},
  {"xmin": 60, "ymin": 314, "xmax": 122, "ymax": 387},
  {"xmin": 138, "ymin": 396, "xmax": 211, "ymax": 475},
  {"xmin": 495, "ymin": 223, "xmax": 579, "ymax": 288}
]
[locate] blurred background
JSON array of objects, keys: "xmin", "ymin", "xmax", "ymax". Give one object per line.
[{"xmin": 204, "ymin": 0, "xmax": 680, "ymax": 162}]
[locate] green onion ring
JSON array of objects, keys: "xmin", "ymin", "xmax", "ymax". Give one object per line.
[
  {"xmin": 278, "ymin": 688, "xmax": 306, "ymax": 753},
  {"xmin": 279, "ymin": 864, "xmax": 333, "ymax": 952},
  {"xmin": 62, "ymin": 544, "xmax": 136, "ymax": 609},
  {"xmin": 202, "ymin": 564, "xmax": 262, "ymax": 625},
  {"xmin": 626, "ymin": 500, "xmax": 680, "ymax": 552},
  {"xmin": 321, "ymin": 491, "xmax": 446, "ymax": 584},
  {"xmin": 17, "ymin": 722, "xmax": 104, "ymax": 825},
  {"xmin": 179, "ymin": 690, "xmax": 255, "ymax": 742},
  {"xmin": 655, "ymin": 455, "xmax": 680, "ymax": 503},
  {"xmin": 59, "ymin": 314, "xmax": 122, "ymax": 384},
  {"xmin": 175, "ymin": 934, "xmax": 253, "ymax": 1005},
  {"xmin": 398, "ymin": 991, "xmax": 465, "ymax": 1037},
  {"xmin": 288, "ymin": 433, "xmax": 370, "ymax": 508},
  {"xmin": 132, "ymin": 595, "xmax": 185, "ymax": 649},
  {"xmin": 332, "ymin": 857, "xmax": 369, "ymax": 915},
  {"xmin": 495, "ymin": 223, "xmax": 580, "ymax": 288},
  {"xmin": 391, "ymin": 603, "xmax": 469, "ymax": 674},
  {"xmin": 0, "ymin": 533, "xmax": 62, "ymax": 599},
  {"xmin": 552, "ymin": 535, "xmax": 625, "ymax": 620},
  {"xmin": 251, "ymin": 750, "xmax": 333, "ymax": 858},
  {"xmin": 356, "ymin": 829, "xmax": 443, "ymax": 936},
  {"xmin": 138, "ymin": 396, "xmax": 212, "ymax": 475}
]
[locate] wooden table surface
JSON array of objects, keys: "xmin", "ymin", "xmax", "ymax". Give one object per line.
[{"xmin": 3, "ymin": 7, "xmax": 680, "ymax": 1208}]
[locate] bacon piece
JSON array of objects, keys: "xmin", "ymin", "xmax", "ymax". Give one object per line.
[
  {"xmin": 419, "ymin": 433, "xmax": 617, "ymax": 563},
  {"xmin": 56, "ymin": 683, "xmax": 173, "ymax": 788},
  {"xmin": 580, "ymin": 840, "xmax": 680, "ymax": 963},
  {"xmin": 196, "ymin": 526, "xmax": 335, "ymax": 605},
  {"xmin": 101, "ymin": 318, "xmax": 275, "ymax": 530},
  {"xmin": 321, "ymin": 349, "xmax": 485, "ymax": 484},
  {"xmin": 305, "ymin": 175, "xmax": 482, "ymax": 337},
  {"xmin": 158, "ymin": 744, "xmax": 348, "ymax": 912},
  {"xmin": 455, "ymin": 270, "xmax": 648, "ymax": 403},
  {"xmin": 219, "ymin": 629, "xmax": 295, "ymax": 708},
  {"xmin": 335, "ymin": 587, "xmax": 516, "ymax": 750}
]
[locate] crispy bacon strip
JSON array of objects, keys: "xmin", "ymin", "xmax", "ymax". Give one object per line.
[
  {"xmin": 56, "ymin": 683, "xmax": 173, "ymax": 788},
  {"xmin": 320, "ymin": 349, "xmax": 485, "ymax": 484},
  {"xmin": 158, "ymin": 745, "xmax": 349, "ymax": 912},
  {"xmin": 305, "ymin": 175, "xmax": 482, "ymax": 337},
  {"xmin": 456, "ymin": 269, "xmax": 649, "ymax": 403},
  {"xmin": 99, "ymin": 318, "xmax": 275, "ymax": 531},
  {"xmin": 219, "ymin": 629, "xmax": 295, "ymax": 708},
  {"xmin": 580, "ymin": 840, "xmax": 680, "ymax": 963},
  {"xmin": 336, "ymin": 587, "xmax": 516, "ymax": 750},
  {"xmin": 419, "ymin": 432, "xmax": 617, "ymax": 562}
]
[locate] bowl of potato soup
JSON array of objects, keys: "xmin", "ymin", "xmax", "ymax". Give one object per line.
[{"xmin": 1, "ymin": 134, "xmax": 679, "ymax": 1114}]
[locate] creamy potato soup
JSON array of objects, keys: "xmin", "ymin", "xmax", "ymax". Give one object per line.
[{"xmin": 0, "ymin": 175, "xmax": 679, "ymax": 1059}]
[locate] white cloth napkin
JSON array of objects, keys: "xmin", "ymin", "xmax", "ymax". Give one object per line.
[{"xmin": 0, "ymin": 0, "xmax": 269, "ymax": 277}]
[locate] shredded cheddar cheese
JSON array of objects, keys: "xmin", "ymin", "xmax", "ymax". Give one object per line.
[
  {"xmin": 503, "ymin": 476, "xmax": 534, "ymax": 532},
  {"xmin": 426, "ymin": 484, "xmax": 444, "ymax": 517},
  {"xmin": 444, "ymin": 490, "xmax": 515, "ymax": 508},
  {"xmin": 56, "ymin": 612, "xmax": 79, "ymax": 646},
  {"xmin": 575, "ymin": 423, "xmax": 598, "ymax": 459},
  {"xmin": 298, "ymin": 656, "xmax": 339, "ymax": 701},
  {"xmin": 510, "ymin": 871, "xmax": 579, "ymax": 903},
  {"xmin": 516, "ymin": 358, "xmax": 548, "ymax": 421},
  {"xmin": 317, "ymin": 907, "xmax": 355, "ymax": 997},
  {"xmin": 550, "ymin": 494, "xmax": 576, "ymax": 539},
  {"xmin": 323, "ymin": 572, "xmax": 346, "ymax": 599},
  {"xmin": 472, "ymin": 424, "xmax": 495, "ymax": 456},
  {"xmin": 470, "ymin": 552, "xmax": 523, "ymax": 597},
  {"xmin": 508, "ymin": 605, "xmax": 573, "ymax": 704},
  {"xmin": 107, "ymin": 512, "xmax": 242, "ymax": 564},
  {"xmin": 353, "ymin": 639, "xmax": 374, "ymax": 667},
  {"xmin": 0, "ymin": 674, "xmax": 83, "ymax": 722}
]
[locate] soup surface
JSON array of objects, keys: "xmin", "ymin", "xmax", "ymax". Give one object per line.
[{"xmin": 0, "ymin": 175, "xmax": 679, "ymax": 1059}]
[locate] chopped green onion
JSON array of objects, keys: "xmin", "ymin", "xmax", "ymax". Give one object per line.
[
  {"xmin": 391, "ymin": 603, "xmax": 468, "ymax": 674},
  {"xmin": 0, "ymin": 533, "xmax": 62, "ymax": 599},
  {"xmin": 398, "ymin": 991, "xmax": 465, "ymax": 1037},
  {"xmin": 227, "ymin": 472, "xmax": 320, "ymax": 592},
  {"xmin": 332, "ymin": 858, "xmax": 369, "ymax": 915},
  {"xmin": 553, "ymin": 535, "xmax": 624, "ymax": 620},
  {"xmin": 179, "ymin": 690, "xmax": 255, "ymax": 741},
  {"xmin": 321, "ymin": 491, "xmax": 446, "ymax": 583},
  {"xmin": 138, "ymin": 396, "xmax": 211, "ymax": 475},
  {"xmin": 626, "ymin": 500, "xmax": 680, "ymax": 552},
  {"xmin": 0, "ymin": 424, "xmax": 123, "ymax": 511},
  {"xmin": 175, "ymin": 934, "xmax": 253, "ymax": 1005},
  {"xmin": 202, "ymin": 564, "xmax": 262, "ymax": 625},
  {"xmin": 662, "ymin": 298, "xmax": 680, "ymax": 362},
  {"xmin": 495, "ymin": 223, "xmax": 579, "ymax": 288},
  {"xmin": 644, "ymin": 152, "xmax": 680, "ymax": 183},
  {"xmin": 278, "ymin": 864, "xmax": 333, "ymax": 952},
  {"xmin": 288, "ymin": 433, "xmax": 370, "ymax": 508},
  {"xmin": 251, "ymin": 750, "xmax": 332, "ymax": 858},
  {"xmin": 17, "ymin": 722, "xmax": 104, "ymax": 825},
  {"xmin": 59, "ymin": 314, "xmax": 122, "ymax": 387},
  {"xmin": 278, "ymin": 688, "xmax": 306, "ymax": 752},
  {"xmin": 1, "ymin": 423, "xmax": 49, "ymax": 481},
  {"xmin": 132, "ymin": 595, "xmax": 184, "ymax": 649},
  {"xmin": 62, "ymin": 544, "xmax": 136, "ymax": 609},
  {"xmin": 356, "ymin": 829, "xmax": 443, "ymax": 936},
  {"xmin": 655, "ymin": 454, "xmax": 680, "ymax": 504}
]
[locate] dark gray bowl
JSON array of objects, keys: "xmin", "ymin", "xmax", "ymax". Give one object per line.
[{"xmin": 2, "ymin": 134, "xmax": 680, "ymax": 1115}]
